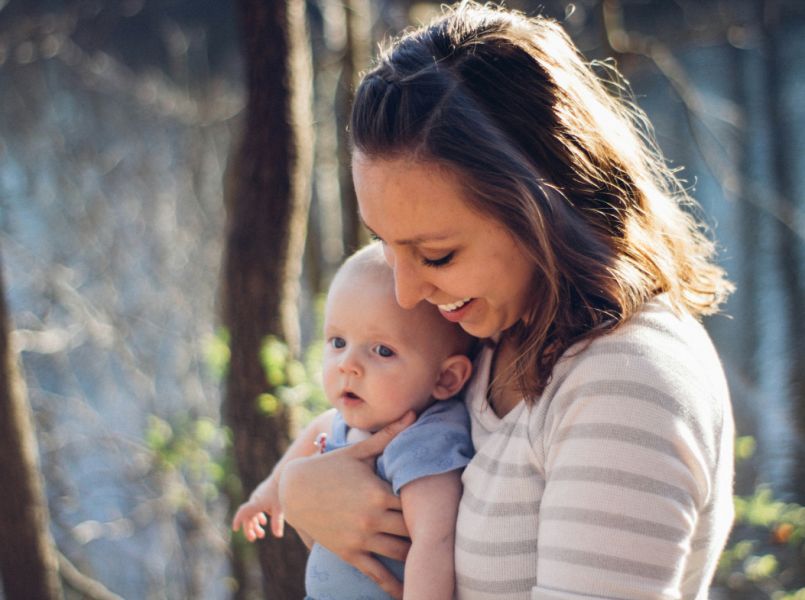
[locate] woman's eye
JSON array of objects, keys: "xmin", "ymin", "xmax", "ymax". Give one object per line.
[
  {"xmin": 422, "ymin": 251, "xmax": 454, "ymax": 268},
  {"xmin": 330, "ymin": 337, "xmax": 346, "ymax": 349},
  {"xmin": 373, "ymin": 345, "xmax": 395, "ymax": 358}
]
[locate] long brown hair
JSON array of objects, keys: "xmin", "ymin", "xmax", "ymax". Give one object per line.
[{"xmin": 350, "ymin": 1, "xmax": 733, "ymax": 396}]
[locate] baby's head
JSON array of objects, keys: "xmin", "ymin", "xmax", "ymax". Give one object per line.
[{"xmin": 322, "ymin": 243, "xmax": 475, "ymax": 432}]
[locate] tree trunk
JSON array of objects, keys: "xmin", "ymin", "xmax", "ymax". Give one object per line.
[
  {"xmin": 729, "ymin": 30, "xmax": 759, "ymax": 385},
  {"xmin": 337, "ymin": 0, "xmax": 372, "ymax": 255},
  {"xmin": 762, "ymin": 0, "xmax": 805, "ymax": 501},
  {"xmin": 0, "ymin": 251, "xmax": 64, "ymax": 600},
  {"xmin": 224, "ymin": 0, "xmax": 313, "ymax": 597}
]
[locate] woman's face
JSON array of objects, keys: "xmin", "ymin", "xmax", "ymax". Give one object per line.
[{"xmin": 353, "ymin": 152, "xmax": 536, "ymax": 339}]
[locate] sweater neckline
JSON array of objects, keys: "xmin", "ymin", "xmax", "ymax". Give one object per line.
[{"xmin": 467, "ymin": 341, "xmax": 527, "ymax": 431}]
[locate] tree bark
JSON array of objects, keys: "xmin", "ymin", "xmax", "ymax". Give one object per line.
[
  {"xmin": 224, "ymin": 0, "xmax": 314, "ymax": 597},
  {"xmin": 762, "ymin": 0, "xmax": 805, "ymax": 501},
  {"xmin": 0, "ymin": 251, "xmax": 64, "ymax": 600},
  {"xmin": 337, "ymin": 0, "xmax": 372, "ymax": 255},
  {"xmin": 729, "ymin": 28, "xmax": 759, "ymax": 385}
]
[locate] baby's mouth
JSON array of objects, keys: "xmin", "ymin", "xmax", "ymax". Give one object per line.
[{"xmin": 342, "ymin": 390, "xmax": 363, "ymax": 401}]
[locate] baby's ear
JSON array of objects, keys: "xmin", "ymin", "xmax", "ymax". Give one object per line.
[{"xmin": 432, "ymin": 355, "xmax": 473, "ymax": 400}]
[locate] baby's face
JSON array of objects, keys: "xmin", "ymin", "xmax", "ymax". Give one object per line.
[{"xmin": 322, "ymin": 265, "xmax": 457, "ymax": 432}]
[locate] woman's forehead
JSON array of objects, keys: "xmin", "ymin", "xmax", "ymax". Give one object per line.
[
  {"xmin": 354, "ymin": 154, "xmax": 464, "ymax": 203},
  {"xmin": 354, "ymin": 158, "xmax": 484, "ymax": 240}
]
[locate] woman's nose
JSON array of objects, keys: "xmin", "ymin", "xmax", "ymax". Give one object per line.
[{"xmin": 392, "ymin": 257, "xmax": 434, "ymax": 309}]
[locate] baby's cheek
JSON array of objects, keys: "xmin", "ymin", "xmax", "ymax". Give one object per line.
[{"xmin": 321, "ymin": 363, "xmax": 339, "ymax": 400}]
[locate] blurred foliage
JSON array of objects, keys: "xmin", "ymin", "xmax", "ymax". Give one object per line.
[
  {"xmin": 257, "ymin": 334, "xmax": 328, "ymax": 426},
  {"xmin": 255, "ymin": 293, "xmax": 330, "ymax": 428},
  {"xmin": 202, "ymin": 294, "xmax": 329, "ymax": 429},
  {"xmin": 715, "ymin": 436, "xmax": 805, "ymax": 598},
  {"xmin": 145, "ymin": 414, "xmax": 230, "ymax": 505},
  {"xmin": 203, "ymin": 328, "xmax": 232, "ymax": 382},
  {"xmin": 191, "ymin": 296, "xmax": 328, "ymax": 521}
]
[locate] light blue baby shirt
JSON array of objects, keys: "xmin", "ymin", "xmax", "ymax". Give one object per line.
[{"xmin": 304, "ymin": 398, "xmax": 473, "ymax": 600}]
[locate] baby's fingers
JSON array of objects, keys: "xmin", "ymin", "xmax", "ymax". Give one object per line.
[
  {"xmin": 231, "ymin": 505, "xmax": 252, "ymax": 531},
  {"xmin": 270, "ymin": 510, "xmax": 285, "ymax": 538},
  {"xmin": 245, "ymin": 516, "xmax": 266, "ymax": 542}
]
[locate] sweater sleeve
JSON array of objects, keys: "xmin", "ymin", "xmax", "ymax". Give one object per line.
[{"xmin": 530, "ymin": 325, "xmax": 725, "ymax": 600}]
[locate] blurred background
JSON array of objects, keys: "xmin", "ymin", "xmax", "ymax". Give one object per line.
[{"xmin": 0, "ymin": 0, "xmax": 803, "ymax": 598}]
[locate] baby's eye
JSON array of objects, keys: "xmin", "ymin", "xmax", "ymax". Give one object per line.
[
  {"xmin": 329, "ymin": 337, "xmax": 346, "ymax": 349},
  {"xmin": 373, "ymin": 345, "xmax": 395, "ymax": 358}
]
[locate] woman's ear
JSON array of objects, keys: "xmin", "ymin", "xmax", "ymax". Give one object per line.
[{"xmin": 432, "ymin": 355, "xmax": 473, "ymax": 400}]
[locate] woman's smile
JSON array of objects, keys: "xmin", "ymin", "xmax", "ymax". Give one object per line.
[
  {"xmin": 436, "ymin": 297, "xmax": 473, "ymax": 312},
  {"xmin": 436, "ymin": 297, "xmax": 476, "ymax": 322}
]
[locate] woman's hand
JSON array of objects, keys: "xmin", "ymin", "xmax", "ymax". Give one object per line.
[{"xmin": 279, "ymin": 411, "xmax": 416, "ymax": 600}]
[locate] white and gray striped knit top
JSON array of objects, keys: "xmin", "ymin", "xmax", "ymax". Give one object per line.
[{"xmin": 454, "ymin": 295, "xmax": 734, "ymax": 600}]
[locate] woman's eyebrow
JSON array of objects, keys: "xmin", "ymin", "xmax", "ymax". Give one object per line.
[
  {"xmin": 362, "ymin": 222, "xmax": 381, "ymax": 240},
  {"xmin": 360, "ymin": 221, "xmax": 453, "ymax": 246}
]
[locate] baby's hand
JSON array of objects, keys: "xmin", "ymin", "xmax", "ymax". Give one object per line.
[{"xmin": 232, "ymin": 475, "xmax": 285, "ymax": 541}]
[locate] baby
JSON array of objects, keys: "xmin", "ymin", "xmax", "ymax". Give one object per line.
[{"xmin": 232, "ymin": 243, "xmax": 475, "ymax": 600}]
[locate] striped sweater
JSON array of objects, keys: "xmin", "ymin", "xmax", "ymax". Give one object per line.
[{"xmin": 454, "ymin": 296, "xmax": 734, "ymax": 600}]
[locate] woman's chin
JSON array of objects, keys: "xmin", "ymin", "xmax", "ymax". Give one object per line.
[
  {"xmin": 459, "ymin": 314, "xmax": 521, "ymax": 340},
  {"xmin": 458, "ymin": 320, "xmax": 499, "ymax": 340}
]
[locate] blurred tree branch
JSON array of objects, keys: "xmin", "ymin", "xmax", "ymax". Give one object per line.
[
  {"xmin": 0, "ymin": 248, "xmax": 63, "ymax": 599},
  {"xmin": 58, "ymin": 551, "xmax": 123, "ymax": 600},
  {"xmin": 602, "ymin": 0, "xmax": 805, "ymax": 242},
  {"xmin": 0, "ymin": 7, "xmax": 243, "ymax": 126}
]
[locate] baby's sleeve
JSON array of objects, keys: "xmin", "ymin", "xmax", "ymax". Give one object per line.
[{"xmin": 377, "ymin": 400, "xmax": 474, "ymax": 495}]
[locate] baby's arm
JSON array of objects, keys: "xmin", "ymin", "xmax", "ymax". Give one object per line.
[
  {"xmin": 399, "ymin": 470, "xmax": 463, "ymax": 600},
  {"xmin": 232, "ymin": 408, "xmax": 336, "ymax": 542}
]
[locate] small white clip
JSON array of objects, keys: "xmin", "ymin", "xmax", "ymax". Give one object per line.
[{"xmin": 314, "ymin": 432, "xmax": 328, "ymax": 454}]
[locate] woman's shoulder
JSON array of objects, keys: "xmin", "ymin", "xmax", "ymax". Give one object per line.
[
  {"xmin": 540, "ymin": 294, "xmax": 731, "ymax": 447},
  {"xmin": 557, "ymin": 294, "xmax": 723, "ymax": 387},
  {"xmin": 530, "ymin": 295, "xmax": 734, "ymax": 507}
]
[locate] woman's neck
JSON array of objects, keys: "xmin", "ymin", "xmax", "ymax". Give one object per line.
[{"xmin": 488, "ymin": 337, "xmax": 522, "ymax": 418}]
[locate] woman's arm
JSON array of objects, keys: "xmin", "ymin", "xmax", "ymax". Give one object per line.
[
  {"xmin": 279, "ymin": 411, "xmax": 416, "ymax": 600},
  {"xmin": 399, "ymin": 471, "xmax": 462, "ymax": 600}
]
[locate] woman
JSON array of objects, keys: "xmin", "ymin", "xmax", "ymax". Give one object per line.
[{"xmin": 280, "ymin": 3, "xmax": 735, "ymax": 598}]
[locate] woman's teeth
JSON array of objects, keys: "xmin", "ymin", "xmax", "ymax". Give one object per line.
[{"xmin": 438, "ymin": 298, "xmax": 472, "ymax": 312}]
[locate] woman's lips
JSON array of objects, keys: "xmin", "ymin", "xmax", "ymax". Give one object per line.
[{"xmin": 438, "ymin": 298, "xmax": 475, "ymax": 322}]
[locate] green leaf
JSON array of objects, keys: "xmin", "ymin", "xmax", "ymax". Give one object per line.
[
  {"xmin": 286, "ymin": 360, "xmax": 306, "ymax": 387},
  {"xmin": 257, "ymin": 393, "xmax": 280, "ymax": 415},
  {"xmin": 744, "ymin": 553, "xmax": 778, "ymax": 581},
  {"xmin": 145, "ymin": 415, "xmax": 173, "ymax": 451},
  {"xmin": 194, "ymin": 418, "xmax": 218, "ymax": 444},
  {"xmin": 203, "ymin": 328, "xmax": 231, "ymax": 381},
  {"xmin": 735, "ymin": 436, "xmax": 756, "ymax": 462},
  {"xmin": 260, "ymin": 336, "xmax": 289, "ymax": 376}
]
